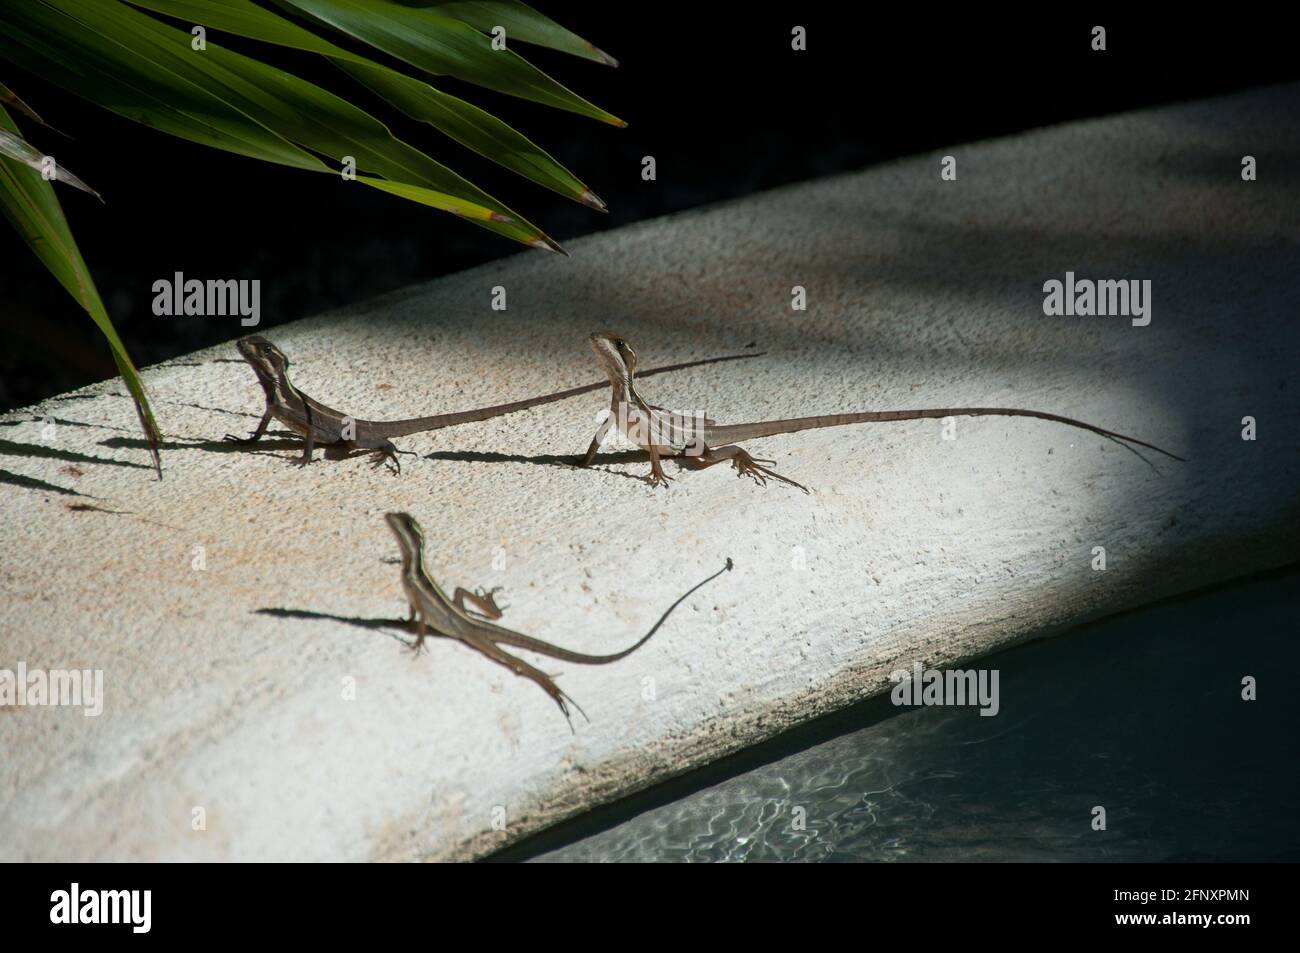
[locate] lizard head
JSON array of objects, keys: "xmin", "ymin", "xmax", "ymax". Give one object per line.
[
  {"xmin": 235, "ymin": 334, "xmax": 290, "ymax": 380},
  {"xmin": 384, "ymin": 511, "xmax": 425, "ymax": 556},
  {"xmin": 589, "ymin": 331, "xmax": 637, "ymax": 383}
]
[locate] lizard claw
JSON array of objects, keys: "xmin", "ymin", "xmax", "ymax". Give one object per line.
[
  {"xmin": 370, "ymin": 450, "xmax": 401, "ymax": 475},
  {"xmin": 404, "ymin": 615, "xmax": 426, "ymax": 656},
  {"xmin": 552, "ymin": 687, "xmax": 589, "ymax": 732},
  {"xmin": 476, "ymin": 586, "xmax": 507, "ymax": 612},
  {"xmin": 731, "ymin": 452, "xmax": 808, "ymax": 493}
]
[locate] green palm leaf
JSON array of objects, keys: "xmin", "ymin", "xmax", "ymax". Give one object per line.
[
  {"xmin": 0, "ymin": 0, "xmax": 619, "ymax": 473},
  {"xmin": 277, "ymin": 0, "xmax": 625, "ymax": 126},
  {"xmin": 129, "ymin": 0, "xmax": 605, "ymax": 208},
  {"xmin": 0, "ymin": 80, "xmax": 52, "ymax": 128},
  {"xmin": 427, "ymin": 2, "xmax": 620, "ymax": 66},
  {"xmin": 1, "ymin": 0, "xmax": 552, "ymax": 246},
  {"xmin": 0, "ymin": 125, "xmax": 100, "ymax": 200},
  {"xmin": 0, "ymin": 101, "xmax": 162, "ymax": 476}
]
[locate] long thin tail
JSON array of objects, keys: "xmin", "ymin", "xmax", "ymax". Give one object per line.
[
  {"xmin": 706, "ymin": 409, "xmax": 1185, "ymax": 462},
  {"xmin": 372, "ymin": 352, "xmax": 763, "ymax": 438},
  {"xmin": 483, "ymin": 558, "xmax": 734, "ymax": 664}
]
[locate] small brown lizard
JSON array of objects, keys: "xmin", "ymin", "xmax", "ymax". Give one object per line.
[
  {"xmin": 580, "ymin": 331, "xmax": 1185, "ymax": 490},
  {"xmin": 227, "ymin": 334, "xmax": 761, "ymax": 472},
  {"xmin": 385, "ymin": 511, "xmax": 732, "ymax": 726}
]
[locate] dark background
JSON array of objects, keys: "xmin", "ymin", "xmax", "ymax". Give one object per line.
[{"xmin": 1, "ymin": 7, "xmax": 1294, "ymax": 410}]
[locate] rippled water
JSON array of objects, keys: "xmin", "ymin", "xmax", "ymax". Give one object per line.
[{"xmin": 505, "ymin": 569, "xmax": 1300, "ymax": 863}]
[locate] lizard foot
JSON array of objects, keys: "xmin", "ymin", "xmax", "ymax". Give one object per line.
[
  {"xmin": 367, "ymin": 449, "xmax": 401, "ymax": 475},
  {"xmin": 454, "ymin": 586, "xmax": 506, "ymax": 620},
  {"xmin": 549, "ymin": 684, "xmax": 589, "ymax": 733},
  {"xmin": 730, "ymin": 451, "xmax": 808, "ymax": 494},
  {"xmin": 403, "ymin": 616, "xmax": 425, "ymax": 656},
  {"xmin": 476, "ymin": 586, "xmax": 507, "ymax": 615},
  {"xmin": 372, "ymin": 447, "xmax": 415, "ymax": 476}
]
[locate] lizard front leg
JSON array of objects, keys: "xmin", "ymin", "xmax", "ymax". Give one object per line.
[
  {"xmin": 645, "ymin": 443, "xmax": 673, "ymax": 488},
  {"xmin": 453, "ymin": 586, "xmax": 505, "ymax": 620},
  {"xmin": 580, "ymin": 427, "xmax": 672, "ymax": 487},
  {"xmin": 678, "ymin": 444, "xmax": 808, "ymax": 493},
  {"xmin": 578, "ymin": 431, "xmax": 602, "ymax": 468},
  {"xmin": 295, "ymin": 429, "xmax": 317, "ymax": 467},
  {"xmin": 224, "ymin": 407, "xmax": 273, "ymax": 445},
  {"xmin": 405, "ymin": 603, "xmax": 428, "ymax": 656},
  {"xmin": 578, "ymin": 408, "xmax": 622, "ymax": 467}
]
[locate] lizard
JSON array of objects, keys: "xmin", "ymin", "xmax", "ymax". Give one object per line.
[
  {"xmin": 384, "ymin": 511, "xmax": 732, "ymax": 726},
  {"xmin": 579, "ymin": 331, "xmax": 1185, "ymax": 491},
  {"xmin": 225, "ymin": 334, "xmax": 762, "ymax": 473}
]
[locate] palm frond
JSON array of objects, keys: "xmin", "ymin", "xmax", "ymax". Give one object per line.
[
  {"xmin": 130, "ymin": 0, "xmax": 605, "ymax": 208},
  {"xmin": 0, "ymin": 0, "xmax": 617, "ymax": 474},
  {"xmin": 425, "ymin": 2, "xmax": 620, "ymax": 66},
  {"xmin": 0, "ymin": 100, "xmax": 162, "ymax": 476},
  {"xmin": 0, "ymin": 126, "xmax": 100, "ymax": 200}
]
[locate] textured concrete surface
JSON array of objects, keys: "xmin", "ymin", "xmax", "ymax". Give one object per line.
[{"xmin": 2, "ymin": 84, "xmax": 1298, "ymax": 861}]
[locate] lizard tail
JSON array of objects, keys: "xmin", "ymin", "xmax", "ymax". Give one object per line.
[
  {"xmin": 486, "ymin": 558, "xmax": 734, "ymax": 664},
  {"xmin": 373, "ymin": 352, "xmax": 764, "ymax": 438},
  {"xmin": 706, "ymin": 408, "xmax": 1185, "ymax": 463}
]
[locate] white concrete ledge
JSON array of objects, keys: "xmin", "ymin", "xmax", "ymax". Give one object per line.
[{"xmin": 2, "ymin": 84, "xmax": 1297, "ymax": 860}]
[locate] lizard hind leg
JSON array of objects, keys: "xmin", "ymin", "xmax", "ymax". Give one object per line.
[
  {"xmin": 463, "ymin": 633, "xmax": 587, "ymax": 730},
  {"xmin": 679, "ymin": 445, "xmax": 809, "ymax": 493},
  {"xmin": 367, "ymin": 440, "xmax": 408, "ymax": 475}
]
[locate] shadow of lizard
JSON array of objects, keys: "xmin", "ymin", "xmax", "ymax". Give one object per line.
[{"xmin": 422, "ymin": 448, "xmax": 653, "ymax": 483}]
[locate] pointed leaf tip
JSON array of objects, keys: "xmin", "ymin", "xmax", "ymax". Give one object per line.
[
  {"xmin": 579, "ymin": 189, "xmax": 607, "ymax": 212},
  {"xmin": 528, "ymin": 237, "xmax": 567, "ymax": 256}
]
